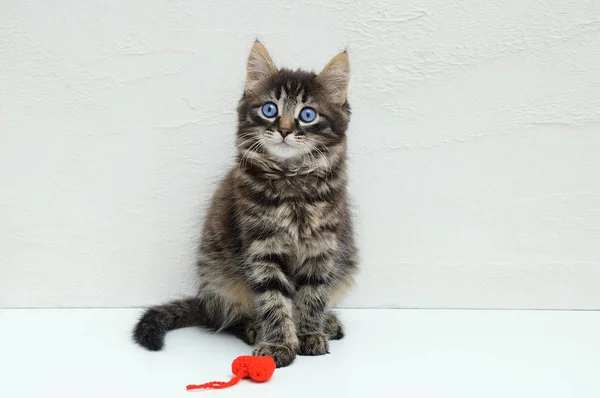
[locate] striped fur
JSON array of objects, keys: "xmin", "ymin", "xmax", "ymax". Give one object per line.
[{"xmin": 133, "ymin": 41, "xmax": 357, "ymax": 367}]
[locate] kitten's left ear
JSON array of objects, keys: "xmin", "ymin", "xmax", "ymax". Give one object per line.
[
  {"xmin": 245, "ymin": 41, "xmax": 278, "ymax": 94},
  {"xmin": 316, "ymin": 51, "xmax": 350, "ymax": 105}
]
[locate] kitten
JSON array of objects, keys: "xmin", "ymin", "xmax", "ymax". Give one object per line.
[{"xmin": 133, "ymin": 41, "xmax": 357, "ymax": 368}]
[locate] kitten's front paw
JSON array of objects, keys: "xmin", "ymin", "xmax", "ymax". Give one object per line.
[
  {"xmin": 325, "ymin": 312, "xmax": 345, "ymax": 340},
  {"xmin": 253, "ymin": 343, "xmax": 296, "ymax": 368},
  {"xmin": 298, "ymin": 333, "xmax": 329, "ymax": 356}
]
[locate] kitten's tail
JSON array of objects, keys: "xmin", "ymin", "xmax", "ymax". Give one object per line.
[{"xmin": 132, "ymin": 296, "xmax": 219, "ymax": 351}]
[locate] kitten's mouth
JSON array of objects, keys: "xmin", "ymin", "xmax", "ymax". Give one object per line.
[{"xmin": 265, "ymin": 141, "xmax": 301, "ymax": 159}]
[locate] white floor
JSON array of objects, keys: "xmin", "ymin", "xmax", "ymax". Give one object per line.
[{"xmin": 1, "ymin": 309, "xmax": 599, "ymax": 398}]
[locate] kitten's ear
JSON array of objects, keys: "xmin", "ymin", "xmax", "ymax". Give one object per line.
[
  {"xmin": 316, "ymin": 51, "xmax": 350, "ymax": 105},
  {"xmin": 245, "ymin": 41, "xmax": 278, "ymax": 94}
]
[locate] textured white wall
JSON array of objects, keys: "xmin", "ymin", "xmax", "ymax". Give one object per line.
[{"xmin": 1, "ymin": 0, "xmax": 600, "ymax": 309}]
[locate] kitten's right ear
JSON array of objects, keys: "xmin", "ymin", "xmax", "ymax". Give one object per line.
[{"xmin": 245, "ymin": 41, "xmax": 278, "ymax": 94}]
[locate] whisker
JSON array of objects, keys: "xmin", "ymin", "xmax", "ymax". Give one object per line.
[
  {"xmin": 303, "ymin": 138, "xmax": 332, "ymax": 181},
  {"xmin": 298, "ymin": 142, "xmax": 316, "ymax": 188},
  {"xmin": 235, "ymin": 137, "xmax": 257, "ymax": 150},
  {"xmin": 237, "ymin": 140, "xmax": 263, "ymax": 174}
]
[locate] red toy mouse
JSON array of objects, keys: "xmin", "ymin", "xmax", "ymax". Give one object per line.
[{"xmin": 186, "ymin": 356, "xmax": 276, "ymax": 391}]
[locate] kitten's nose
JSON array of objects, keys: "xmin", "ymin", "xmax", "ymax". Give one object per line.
[
  {"xmin": 277, "ymin": 114, "xmax": 294, "ymax": 139},
  {"xmin": 278, "ymin": 127, "xmax": 292, "ymax": 138}
]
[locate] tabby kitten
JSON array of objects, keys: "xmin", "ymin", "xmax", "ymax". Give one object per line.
[{"xmin": 133, "ymin": 41, "xmax": 357, "ymax": 368}]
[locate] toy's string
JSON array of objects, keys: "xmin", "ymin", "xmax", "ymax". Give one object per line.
[{"xmin": 186, "ymin": 375, "xmax": 242, "ymax": 390}]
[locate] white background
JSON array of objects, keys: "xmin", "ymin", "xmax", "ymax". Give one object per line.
[{"xmin": 1, "ymin": 0, "xmax": 599, "ymax": 309}]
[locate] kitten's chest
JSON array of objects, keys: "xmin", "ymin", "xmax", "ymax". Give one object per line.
[
  {"xmin": 287, "ymin": 201, "xmax": 328, "ymax": 236},
  {"xmin": 274, "ymin": 200, "xmax": 338, "ymax": 261}
]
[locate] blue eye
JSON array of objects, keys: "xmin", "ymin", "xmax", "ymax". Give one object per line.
[
  {"xmin": 262, "ymin": 102, "xmax": 278, "ymax": 118},
  {"xmin": 299, "ymin": 107, "xmax": 317, "ymax": 123}
]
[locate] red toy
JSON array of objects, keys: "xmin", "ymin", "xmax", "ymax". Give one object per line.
[{"xmin": 186, "ymin": 356, "xmax": 276, "ymax": 391}]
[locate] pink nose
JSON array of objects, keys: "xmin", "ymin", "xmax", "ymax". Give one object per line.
[{"xmin": 278, "ymin": 127, "xmax": 292, "ymax": 138}]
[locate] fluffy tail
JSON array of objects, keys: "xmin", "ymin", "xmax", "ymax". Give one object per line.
[{"xmin": 133, "ymin": 297, "xmax": 220, "ymax": 351}]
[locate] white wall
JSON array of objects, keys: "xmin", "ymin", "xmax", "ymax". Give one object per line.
[{"xmin": 2, "ymin": 0, "xmax": 600, "ymax": 309}]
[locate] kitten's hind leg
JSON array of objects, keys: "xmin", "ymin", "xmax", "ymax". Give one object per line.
[
  {"xmin": 227, "ymin": 318, "xmax": 260, "ymax": 346},
  {"xmin": 324, "ymin": 311, "xmax": 345, "ymax": 340}
]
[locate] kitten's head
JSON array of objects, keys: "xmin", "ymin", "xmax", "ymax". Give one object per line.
[{"xmin": 236, "ymin": 41, "xmax": 350, "ymax": 167}]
